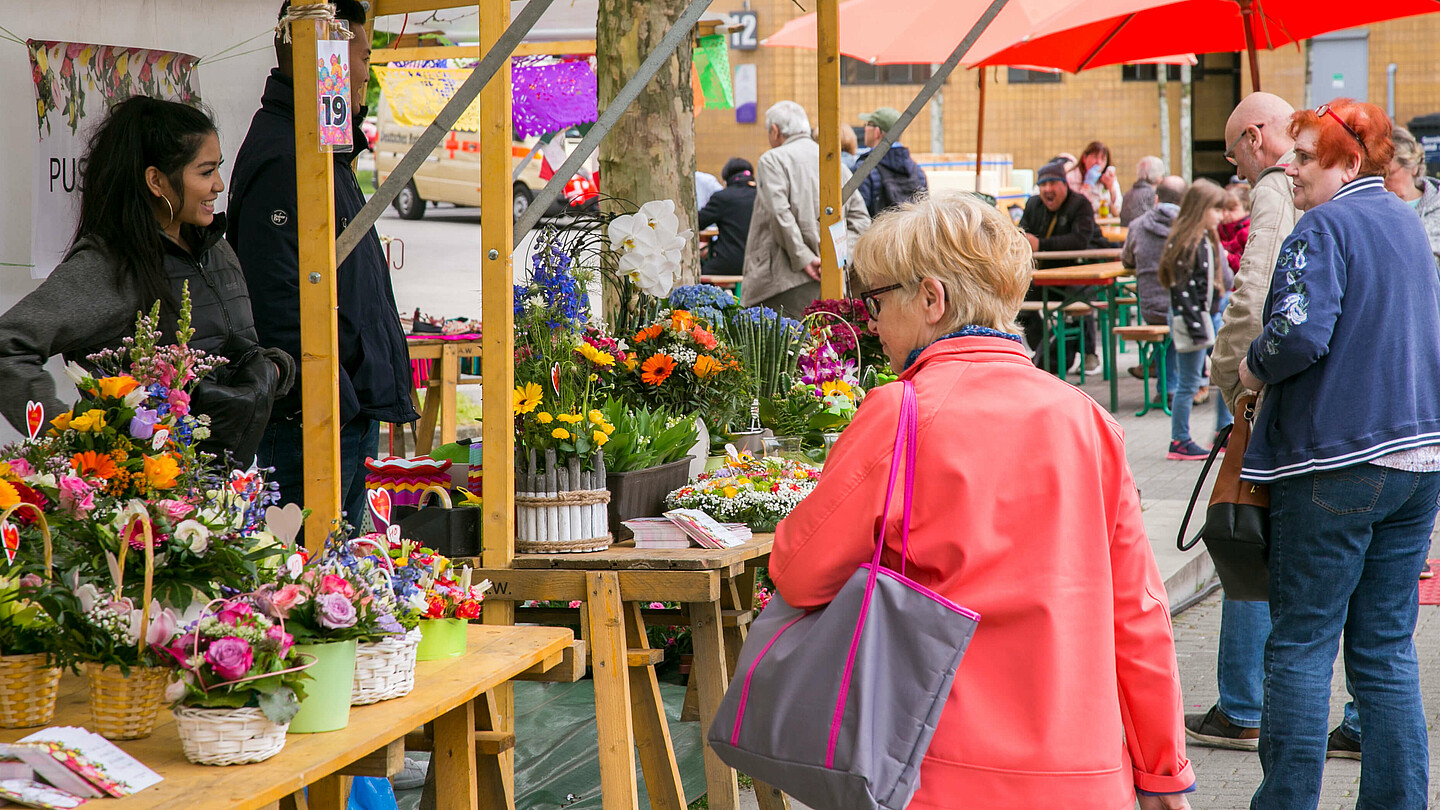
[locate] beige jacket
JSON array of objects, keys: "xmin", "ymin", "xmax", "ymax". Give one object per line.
[
  {"xmin": 1212, "ymin": 153, "xmax": 1300, "ymax": 412},
  {"xmin": 741, "ymin": 134, "xmax": 871, "ymax": 305}
]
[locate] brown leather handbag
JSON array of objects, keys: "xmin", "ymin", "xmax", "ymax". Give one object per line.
[{"xmin": 1178, "ymin": 394, "xmax": 1270, "ymax": 601}]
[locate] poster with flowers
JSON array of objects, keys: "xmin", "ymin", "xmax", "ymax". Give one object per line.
[{"xmin": 27, "ymin": 40, "xmax": 201, "ymax": 279}]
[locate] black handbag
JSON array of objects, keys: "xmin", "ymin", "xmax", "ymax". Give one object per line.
[{"xmin": 1177, "ymin": 395, "xmax": 1270, "ymax": 601}]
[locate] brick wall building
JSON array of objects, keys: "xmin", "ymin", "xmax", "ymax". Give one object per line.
[{"xmin": 695, "ymin": 3, "xmax": 1440, "ymax": 189}]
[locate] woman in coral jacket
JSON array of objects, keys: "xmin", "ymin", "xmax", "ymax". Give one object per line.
[{"xmin": 770, "ymin": 193, "xmax": 1194, "ymax": 810}]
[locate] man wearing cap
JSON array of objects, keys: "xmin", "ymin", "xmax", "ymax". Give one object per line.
[
  {"xmin": 1018, "ymin": 159, "xmax": 1102, "ymax": 371},
  {"xmin": 857, "ymin": 107, "xmax": 928, "ymax": 216}
]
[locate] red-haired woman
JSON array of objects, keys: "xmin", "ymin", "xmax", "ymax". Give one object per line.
[{"xmin": 1237, "ymin": 99, "xmax": 1440, "ymax": 809}]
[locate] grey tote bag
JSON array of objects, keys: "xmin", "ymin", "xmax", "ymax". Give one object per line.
[{"xmin": 708, "ymin": 380, "xmax": 981, "ymax": 810}]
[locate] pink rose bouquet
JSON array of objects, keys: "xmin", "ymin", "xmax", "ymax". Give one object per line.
[{"xmin": 166, "ymin": 595, "xmax": 312, "ymax": 725}]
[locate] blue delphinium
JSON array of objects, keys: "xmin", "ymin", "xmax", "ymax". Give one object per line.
[
  {"xmin": 668, "ymin": 284, "xmax": 737, "ymax": 326},
  {"xmin": 523, "ymin": 244, "xmax": 587, "ymax": 330}
]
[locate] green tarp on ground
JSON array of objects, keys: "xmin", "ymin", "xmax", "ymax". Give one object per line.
[{"xmin": 399, "ymin": 678, "xmax": 707, "ymax": 810}]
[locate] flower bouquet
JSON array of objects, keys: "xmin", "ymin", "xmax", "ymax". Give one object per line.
[
  {"xmin": 166, "ymin": 597, "xmax": 313, "ymax": 765},
  {"xmin": 398, "ymin": 541, "xmax": 488, "ymax": 661},
  {"xmin": 347, "ymin": 534, "xmax": 424, "ymax": 704},
  {"xmin": 0, "ymin": 516, "xmax": 65, "ymax": 729},
  {"xmin": 664, "ymin": 456, "xmax": 820, "ymax": 532},
  {"xmin": 668, "ymin": 284, "xmax": 737, "ymax": 330},
  {"xmin": 258, "ymin": 535, "xmax": 406, "ymax": 732},
  {"xmin": 617, "ymin": 309, "xmax": 752, "ymax": 432}
]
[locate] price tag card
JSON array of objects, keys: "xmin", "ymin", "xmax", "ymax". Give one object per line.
[{"xmin": 315, "ymin": 35, "xmax": 352, "ymax": 152}]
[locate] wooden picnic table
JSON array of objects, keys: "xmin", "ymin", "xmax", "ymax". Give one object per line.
[
  {"xmin": 461, "ymin": 534, "xmax": 789, "ymax": 810},
  {"xmin": 405, "ymin": 335, "xmax": 484, "ymax": 455},
  {"xmin": 1031, "ymin": 262, "xmax": 1134, "ymax": 413},
  {"xmin": 1101, "ymin": 224, "xmax": 1128, "ymax": 243},
  {"xmin": 1031, "ymin": 247, "xmax": 1123, "ymax": 262},
  {"xmin": 0, "ymin": 624, "xmax": 573, "ymax": 810}
]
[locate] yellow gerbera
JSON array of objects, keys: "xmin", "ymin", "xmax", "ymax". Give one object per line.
[
  {"xmin": 820, "ymin": 379, "xmax": 854, "ymax": 398},
  {"xmin": 69, "ymin": 409, "xmax": 108, "ymax": 433},
  {"xmin": 551, "ymin": 428, "xmax": 571, "ymax": 440},
  {"xmin": 0, "ymin": 481, "xmax": 18, "ymax": 509},
  {"xmin": 513, "ymin": 382, "xmax": 543, "ymax": 415},
  {"xmin": 576, "ymin": 343, "xmax": 615, "ymax": 368},
  {"xmin": 536, "ymin": 412, "xmax": 554, "ymax": 424},
  {"xmin": 592, "ymin": 430, "xmax": 609, "ymax": 447},
  {"xmin": 557, "ymin": 413, "xmax": 584, "ymax": 424},
  {"xmin": 588, "ymin": 409, "xmax": 605, "ymax": 425}
]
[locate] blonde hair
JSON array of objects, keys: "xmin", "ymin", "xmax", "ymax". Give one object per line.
[
  {"xmin": 1392, "ymin": 126, "xmax": 1426, "ymax": 177},
  {"xmin": 852, "ymin": 193, "xmax": 1032, "ymax": 334}
]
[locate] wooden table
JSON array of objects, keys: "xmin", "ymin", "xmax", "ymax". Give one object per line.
[
  {"xmin": 406, "ymin": 336, "xmax": 484, "ymax": 454},
  {"xmin": 463, "ymin": 535, "xmax": 788, "ymax": 810},
  {"xmin": 1031, "ymin": 247, "xmax": 1123, "ymax": 262},
  {"xmin": 1100, "ymin": 224, "xmax": 1128, "ymax": 243},
  {"xmin": 699, "ymin": 274, "xmax": 743, "ymax": 295},
  {"xmin": 0, "ymin": 625, "xmax": 572, "ymax": 810},
  {"xmin": 1032, "ymin": 262, "xmax": 1134, "ymax": 413}
]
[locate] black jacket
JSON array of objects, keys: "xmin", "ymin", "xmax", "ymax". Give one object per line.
[
  {"xmin": 858, "ymin": 144, "xmax": 927, "ymax": 216},
  {"xmin": 698, "ymin": 177, "xmax": 756, "ymax": 275},
  {"xmin": 1018, "ymin": 190, "xmax": 1107, "ymax": 267},
  {"xmin": 226, "ymin": 69, "xmax": 419, "ymax": 426},
  {"xmin": 0, "ymin": 217, "xmax": 294, "ymax": 464}
]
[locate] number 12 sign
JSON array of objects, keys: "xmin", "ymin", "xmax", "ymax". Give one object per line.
[{"xmin": 315, "ymin": 38, "xmax": 353, "ymax": 151}]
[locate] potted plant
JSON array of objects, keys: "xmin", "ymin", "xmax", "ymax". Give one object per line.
[
  {"xmin": 596, "ymin": 398, "xmax": 698, "ymax": 538},
  {"xmin": 259, "ymin": 534, "xmax": 407, "ymax": 733},
  {"xmin": 165, "ymin": 596, "xmax": 313, "ymax": 765},
  {"xmin": 414, "ymin": 556, "xmax": 489, "ymax": 661}
]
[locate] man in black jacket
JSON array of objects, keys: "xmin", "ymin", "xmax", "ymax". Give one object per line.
[
  {"xmin": 698, "ymin": 158, "xmax": 757, "ymax": 275},
  {"xmin": 227, "ymin": 0, "xmax": 418, "ymax": 524},
  {"xmin": 1018, "ymin": 160, "xmax": 1105, "ymax": 372},
  {"xmin": 857, "ymin": 106, "xmax": 927, "ymax": 216}
]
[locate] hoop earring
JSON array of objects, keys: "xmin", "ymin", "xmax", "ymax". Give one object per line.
[{"xmin": 162, "ymin": 196, "xmax": 176, "ymax": 226}]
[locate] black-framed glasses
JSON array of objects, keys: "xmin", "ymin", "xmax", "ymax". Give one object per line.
[
  {"xmin": 859, "ymin": 283, "xmax": 904, "ymax": 319},
  {"xmin": 1317, "ymin": 104, "xmax": 1369, "ymax": 158},
  {"xmin": 1224, "ymin": 123, "xmax": 1263, "ymax": 166}
]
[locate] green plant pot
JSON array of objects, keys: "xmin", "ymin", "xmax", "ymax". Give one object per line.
[
  {"xmin": 416, "ymin": 619, "xmax": 468, "ymax": 661},
  {"xmin": 288, "ymin": 639, "xmax": 358, "ymax": 733}
]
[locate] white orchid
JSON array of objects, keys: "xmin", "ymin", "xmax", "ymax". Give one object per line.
[
  {"xmin": 174, "ymin": 519, "xmax": 210, "ymax": 554},
  {"xmin": 64, "ymin": 361, "xmax": 90, "ymax": 387},
  {"xmin": 608, "ymin": 200, "xmax": 692, "ymax": 298}
]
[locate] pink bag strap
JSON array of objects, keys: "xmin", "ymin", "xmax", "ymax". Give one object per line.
[{"xmin": 872, "ymin": 380, "xmax": 917, "ymax": 577}]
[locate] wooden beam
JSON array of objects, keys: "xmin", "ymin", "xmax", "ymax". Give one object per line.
[
  {"xmin": 292, "ymin": 17, "xmax": 342, "ymax": 552},
  {"xmin": 817, "ymin": 0, "xmax": 843, "ymax": 300},
  {"xmin": 373, "ymin": 0, "xmax": 482, "ymax": 14},
  {"xmin": 373, "ymin": 40, "xmax": 596, "ymax": 63},
  {"xmin": 337, "ymin": 740, "xmax": 404, "ymax": 777}
]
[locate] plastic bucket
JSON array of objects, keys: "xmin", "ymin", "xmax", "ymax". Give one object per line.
[
  {"xmin": 288, "ymin": 639, "xmax": 358, "ymax": 733},
  {"xmin": 416, "ymin": 619, "xmax": 468, "ymax": 661}
]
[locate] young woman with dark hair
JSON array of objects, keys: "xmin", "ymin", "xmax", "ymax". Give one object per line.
[{"xmin": 0, "ymin": 96, "xmax": 294, "ymax": 464}]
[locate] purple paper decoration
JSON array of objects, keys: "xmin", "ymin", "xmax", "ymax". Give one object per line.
[{"xmin": 512, "ymin": 60, "xmax": 598, "ymax": 139}]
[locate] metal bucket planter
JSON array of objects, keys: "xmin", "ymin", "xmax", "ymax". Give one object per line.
[{"xmin": 516, "ymin": 449, "xmax": 612, "ymax": 553}]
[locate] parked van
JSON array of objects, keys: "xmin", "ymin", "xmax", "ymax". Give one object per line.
[{"xmin": 374, "ymin": 94, "xmax": 565, "ymax": 222}]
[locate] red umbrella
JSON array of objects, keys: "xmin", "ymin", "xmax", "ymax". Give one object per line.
[{"xmin": 967, "ymin": 0, "xmax": 1440, "ymax": 90}]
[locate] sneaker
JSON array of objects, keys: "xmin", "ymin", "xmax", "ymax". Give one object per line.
[
  {"xmin": 1184, "ymin": 705, "xmax": 1259, "ymax": 750},
  {"xmin": 1168, "ymin": 439, "xmax": 1210, "ymax": 461},
  {"xmin": 1326, "ymin": 726, "xmax": 1361, "ymax": 760},
  {"xmin": 1084, "ymin": 353, "xmax": 1102, "ymax": 373},
  {"xmin": 1193, "ymin": 386, "xmax": 1211, "ymax": 405},
  {"xmin": 1128, "ymin": 365, "xmax": 1147, "ymax": 381},
  {"xmin": 393, "ymin": 756, "xmax": 429, "ymax": 790},
  {"xmin": 1422, "ymin": 563, "xmax": 1435, "ymax": 580}
]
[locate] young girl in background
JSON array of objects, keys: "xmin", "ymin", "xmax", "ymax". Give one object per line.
[{"xmin": 1158, "ymin": 178, "xmax": 1234, "ymax": 460}]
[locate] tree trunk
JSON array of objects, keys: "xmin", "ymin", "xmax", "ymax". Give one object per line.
[{"xmin": 596, "ymin": 0, "xmax": 698, "ymax": 284}]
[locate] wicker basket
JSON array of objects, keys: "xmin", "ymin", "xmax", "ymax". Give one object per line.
[
  {"xmin": 351, "ymin": 628, "xmax": 421, "ymax": 705},
  {"xmin": 0, "ymin": 654, "xmax": 61, "ymax": 729},
  {"xmin": 173, "ymin": 706, "xmax": 288, "ymax": 766},
  {"xmin": 83, "ymin": 663, "xmax": 171, "ymax": 740}
]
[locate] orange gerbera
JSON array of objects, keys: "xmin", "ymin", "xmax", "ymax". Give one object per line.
[
  {"xmin": 143, "ymin": 453, "xmax": 180, "ymax": 490},
  {"xmin": 640, "ymin": 353, "xmax": 676, "ymax": 386},
  {"xmin": 0, "ymin": 481, "xmax": 18, "ymax": 510},
  {"xmin": 633, "ymin": 324, "xmax": 664, "ymax": 343},
  {"xmin": 71, "ymin": 450, "xmax": 119, "ymax": 480},
  {"xmin": 692, "ymin": 355, "xmax": 723, "ymax": 379},
  {"xmin": 670, "ymin": 310, "xmax": 695, "ymax": 332}
]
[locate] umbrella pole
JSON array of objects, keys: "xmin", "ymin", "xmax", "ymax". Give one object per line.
[
  {"xmin": 1239, "ymin": 0, "xmax": 1262, "ymax": 92},
  {"xmin": 975, "ymin": 67, "xmax": 986, "ymax": 190}
]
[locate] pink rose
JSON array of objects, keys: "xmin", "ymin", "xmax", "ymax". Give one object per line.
[
  {"xmin": 154, "ymin": 499, "xmax": 193, "ymax": 522},
  {"xmin": 270, "ymin": 584, "xmax": 308, "ymax": 616},
  {"xmin": 204, "ymin": 636, "xmax": 254, "ymax": 681},
  {"xmin": 319, "ymin": 574, "xmax": 355, "ymax": 600},
  {"xmin": 216, "ymin": 601, "xmax": 252, "ymax": 626},
  {"xmin": 265, "ymin": 624, "xmax": 294, "ymax": 657},
  {"xmin": 57, "ymin": 476, "xmax": 95, "ymax": 517},
  {"xmin": 7, "ymin": 459, "xmax": 33, "ymax": 478}
]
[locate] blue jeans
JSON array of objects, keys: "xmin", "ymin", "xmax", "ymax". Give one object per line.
[
  {"xmin": 1252, "ymin": 465, "xmax": 1439, "ymax": 810},
  {"xmin": 1169, "ymin": 311, "xmax": 1233, "ymax": 442},
  {"xmin": 258, "ymin": 415, "xmax": 380, "ymax": 531},
  {"xmin": 1216, "ymin": 598, "xmax": 1271, "ymax": 727}
]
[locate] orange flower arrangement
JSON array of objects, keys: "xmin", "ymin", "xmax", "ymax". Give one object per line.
[
  {"xmin": 72, "ymin": 450, "xmax": 119, "ymax": 480},
  {"xmin": 142, "ymin": 453, "xmax": 180, "ymax": 490},
  {"xmin": 633, "ymin": 324, "xmax": 664, "ymax": 343},
  {"xmin": 640, "ymin": 353, "xmax": 676, "ymax": 386},
  {"xmin": 693, "ymin": 355, "xmax": 723, "ymax": 379},
  {"xmin": 670, "ymin": 310, "xmax": 695, "ymax": 332}
]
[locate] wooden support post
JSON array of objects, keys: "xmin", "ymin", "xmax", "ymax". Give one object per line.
[
  {"xmin": 975, "ymin": 67, "xmax": 986, "ymax": 189},
  {"xmin": 625, "ymin": 602, "xmax": 687, "ymax": 810},
  {"xmin": 307, "ymin": 775, "xmax": 352, "ymax": 810},
  {"xmin": 479, "ymin": 0, "xmax": 519, "ymax": 803},
  {"xmin": 291, "ymin": 15, "xmax": 342, "ymax": 553},
  {"xmin": 476, "ymin": 690, "xmax": 515, "ymax": 810},
  {"xmin": 587, "ymin": 572, "xmax": 639, "ymax": 809},
  {"xmin": 817, "ymin": 0, "xmax": 843, "ymax": 300},
  {"xmin": 433, "ymin": 699, "xmax": 480, "ymax": 810},
  {"xmin": 690, "ymin": 598, "xmax": 738, "ymax": 810}
]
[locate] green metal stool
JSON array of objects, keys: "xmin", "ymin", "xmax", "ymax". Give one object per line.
[{"xmin": 1114, "ymin": 325, "xmax": 1171, "ymax": 416}]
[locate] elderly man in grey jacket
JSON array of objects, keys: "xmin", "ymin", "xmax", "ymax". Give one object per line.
[{"xmin": 741, "ymin": 101, "xmax": 870, "ymax": 316}]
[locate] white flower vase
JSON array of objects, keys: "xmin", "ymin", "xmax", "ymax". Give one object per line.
[
  {"xmin": 687, "ymin": 417, "xmax": 709, "ymax": 479},
  {"xmin": 515, "ymin": 449, "xmax": 613, "ymax": 553}
]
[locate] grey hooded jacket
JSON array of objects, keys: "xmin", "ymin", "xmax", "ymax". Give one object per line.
[{"xmin": 1120, "ymin": 203, "xmax": 1178, "ymax": 325}]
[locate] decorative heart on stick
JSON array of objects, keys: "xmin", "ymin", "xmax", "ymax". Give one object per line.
[
  {"xmin": 2, "ymin": 522, "xmax": 18, "ymax": 565},
  {"xmin": 24, "ymin": 401, "xmax": 43, "ymax": 441},
  {"xmin": 264, "ymin": 503, "xmax": 306, "ymax": 547},
  {"xmin": 368, "ymin": 488, "xmax": 392, "ymax": 529}
]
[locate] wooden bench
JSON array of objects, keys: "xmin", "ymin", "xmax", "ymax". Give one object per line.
[
  {"xmin": 1114, "ymin": 325, "xmax": 1171, "ymax": 416},
  {"xmin": 1019, "ymin": 301, "xmax": 1093, "ymax": 316}
]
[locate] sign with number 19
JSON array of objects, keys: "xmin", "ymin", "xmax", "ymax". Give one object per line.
[{"xmin": 316, "ymin": 36, "xmax": 352, "ymax": 152}]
